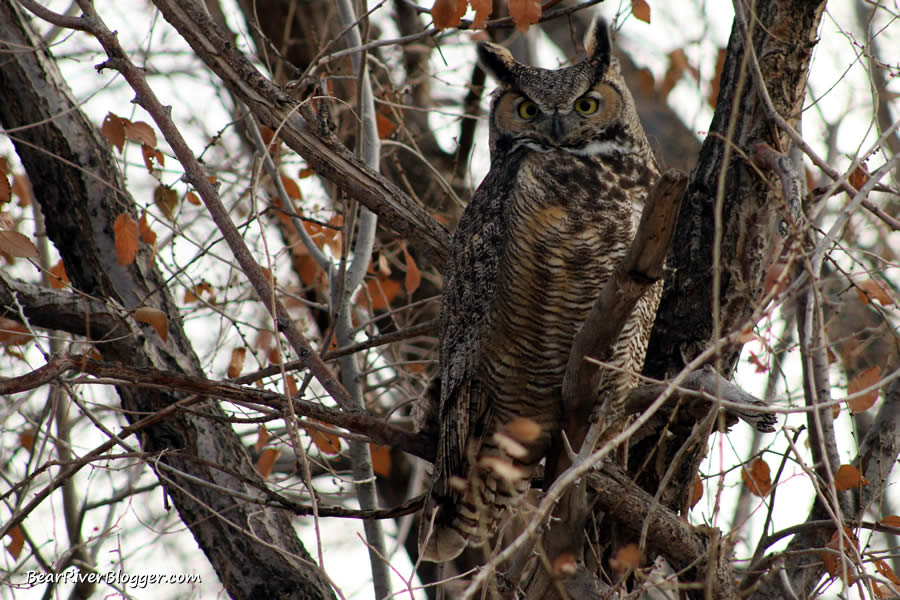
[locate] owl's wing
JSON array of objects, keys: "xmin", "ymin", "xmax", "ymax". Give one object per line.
[{"xmin": 434, "ymin": 173, "xmax": 512, "ymax": 495}]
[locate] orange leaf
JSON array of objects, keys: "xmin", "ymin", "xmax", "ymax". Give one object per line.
[
  {"xmin": 609, "ymin": 543, "xmax": 641, "ymax": 573},
  {"xmin": 358, "ymin": 278, "xmax": 402, "ymax": 311},
  {"xmin": 298, "ymin": 167, "xmax": 316, "ymax": 179},
  {"xmin": 285, "ymin": 375, "xmax": 298, "ymax": 397},
  {"xmin": 153, "ymin": 185, "xmax": 179, "ymax": 221},
  {"xmin": 822, "ymin": 527, "xmax": 858, "ymax": 578},
  {"xmin": 0, "ymin": 317, "xmax": 31, "ymax": 346},
  {"xmin": 470, "ymin": 0, "xmax": 492, "ymax": 28},
  {"xmin": 874, "ymin": 558, "xmax": 900, "ymax": 585},
  {"xmin": 848, "ymin": 366, "xmax": 881, "ymax": 413},
  {"xmin": 855, "ymin": 278, "xmax": 894, "ymax": 306},
  {"xmin": 848, "ymin": 165, "xmax": 869, "ymax": 192},
  {"xmin": 255, "ymin": 425, "xmax": 270, "ymax": 453},
  {"xmin": 0, "ymin": 230, "xmax": 39, "ymax": 259},
  {"xmin": 431, "ymin": 0, "xmax": 466, "ymax": 30},
  {"xmin": 124, "ymin": 120, "xmax": 157, "ymax": 147},
  {"xmin": 632, "ymin": 0, "xmax": 651, "ymax": 24},
  {"xmin": 186, "ymin": 191, "xmax": 202, "ymax": 206},
  {"xmin": 689, "ymin": 475, "xmax": 704, "ymax": 508},
  {"xmin": 280, "ymin": 175, "xmax": 302, "ymax": 201},
  {"xmin": 659, "ymin": 48, "xmax": 687, "ymax": 99},
  {"xmin": 101, "ymin": 112, "xmax": 126, "ymax": 152},
  {"xmin": 134, "ymin": 306, "xmax": 168, "ymax": 342},
  {"xmin": 48, "ymin": 260, "xmax": 69, "ymax": 289},
  {"xmin": 880, "ymin": 515, "xmax": 900, "ymax": 528},
  {"xmin": 308, "ymin": 421, "xmax": 341, "ymax": 455},
  {"xmin": 370, "ymin": 444, "xmax": 391, "ymax": 477},
  {"xmin": 403, "ymin": 245, "xmax": 421, "ymax": 295},
  {"xmin": 741, "ymin": 457, "xmax": 772, "ymax": 497},
  {"xmin": 509, "ymin": 0, "xmax": 541, "ymax": 32},
  {"xmin": 833, "ymin": 464, "xmax": 868, "ymax": 491},
  {"xmin": 256, "ymin": 448, "xmax": 281, "ymax": 478},
  {"xmin": 708, "ymin": 48, "xmax": 727, "ymax": 108},
  {"xmin": 18, "ymin": 428, "xmax": 35, "ymax": 452},
  {"xmin": 5, "ymin": 525, "xmax": 24, "ymax": 560},
  {"xmin": 11, "ymin": 174, "xmax": 31, "ymax": 207},
  {"xmin": 376, "ymin": 112, "xmax": 397, "ymax": 139},
  {"xmin": 114, "ymin": 213, "xmax": 140, "ymax": 265},
  {"xmin": 138, "ymin": 211, "xmax": 157, "ymax": 245},
  {"xmin": 227, "ymin": 347, "xmax": 246, "ymax": 378},
  {"xmin": 141, "ymin": 144, "xmax": 164, "ymax": 172},
  {"xmin": 0, "ymin": 175, "xmax": 10, "ymax": 204},
  {"xmin": 296, "ymin": 253, "xmax": 321, "ymax": 286}
]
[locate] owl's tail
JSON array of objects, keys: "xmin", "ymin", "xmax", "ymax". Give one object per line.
[{"xmin": 418, "ymin": 432, "xmax": 534, "ymax": 562}]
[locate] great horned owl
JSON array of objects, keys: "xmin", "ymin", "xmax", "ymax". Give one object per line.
[{"xmin": 419, "ymin": 18, "xmax": 661, "ymax": 563}]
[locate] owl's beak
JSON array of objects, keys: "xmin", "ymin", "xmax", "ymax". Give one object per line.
[{"xmin": 549, "ymin": 114, "xmax": 566, "ymax": 140}]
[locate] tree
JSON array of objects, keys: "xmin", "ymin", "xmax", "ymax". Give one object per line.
[{"xmin": 0, "ymin": 1, "xmax": 897, "ymax": 599}]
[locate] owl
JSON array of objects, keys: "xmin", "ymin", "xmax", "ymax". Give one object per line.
[{"xmin": 418, "ymin": 17, "xmax": 662, "ymax": 563}]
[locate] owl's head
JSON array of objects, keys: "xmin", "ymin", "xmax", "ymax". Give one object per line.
[{"xmin": 478, "ymin": 18, "xmax": 646, "ymax": 160}]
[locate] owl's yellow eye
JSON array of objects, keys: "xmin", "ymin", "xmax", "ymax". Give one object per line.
[
  {"xmin": 517, "ymin": 100, "xmax": 539, "ymax": 120},
  {"xmin": 574, "ymin": 96, "xmax": 599, "ymax": 115}
]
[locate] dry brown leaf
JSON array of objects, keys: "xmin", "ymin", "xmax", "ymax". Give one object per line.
[
  {"xmin": 632, "ymin": 0, "xmax": 651, "ymax": 24},
  {"xmin": 874, "ymin": 558, "xmax": 900, "ymax": 585},
  {"xmin": 5, "ymin": 525, "xmax": 24, "ymax": 560},
  {"xmin": 18, "ymin": 428, "xmax": 35, "ymax": 452},
  {"xmin": 609, "ymin": 543, "xmax": 642, "ymax": 573},
  {"xmin": 880, "ymin": 515, "xmax": 900, "ymax": 528},
  {"xmin": 298, "ymin": 167, "xmax": 316, "ymax": 179},
  {"xmin": 0, "ymin": 230, "xmax": 39, "ymax": 259},
  {"xmin": 848, "ymin": 165, "xmax": 869, "ymax": 192},
  {"xmin": 153, "ymin": 185, "xmax": 179, "ymax": 221},
  {"xmin": 285, "ymin": 375, "xmax": 298, "ymax": 397},
  {"xmin": 101, "ymin": 112, "xmax": 126, "ymax": 152},
  {"xmin": 141, "ymin": 144, "xmax": 165, "ymax": 172},
  {"xmin": 114, "ymin": 212, "xmax": 140, "ymax": 265},
  {"xmin": 376, "ymin": 112, "xmax": 397, "ymax": 139},
  {"xmin": 659, "ymin": 48, "xmax": 687, "ymax": 99},
  {"xmin": 855, "ymin": 278, "xmax": 894, "ymax": 306},
  {"xmin": 370, "ymin": 444, "xmax": 391, "ymax": 477},
  {"xmin": 186, "ymin": 191, "xmax": 202, "ymax": 206},
  {"xmin": 741, "ymin": 457, "xmax": 772, "ymax": 497},
  {"xmin": 227, "ymin": 347, "xmax": 246, "ymax": 378},
  {"xmin": 470, "ymin": 0, "xmax": 492, "ymax": 28},
  {"xmin": 134, "ymin": 306, "xmax": 169, "ymax": 342},
  {"xmin": 124, "ymin": 120, "xmax": 157, "ymax": 147},
  {"xmin": 280, "ymin": 175, "xmax": 302, "ymax": 201},
  {"xmin": 403, "ymin": 245, "xmax": 422, "ymax": 295},
  {"xmin": 822, "ymin": 527, "xmax": 858, "ymax": 579},
  {"xmin": 138, "ymin": 211, "xmax": 157, "ymax": 245},
  {"xmin": 432, "ymin": 0, "xmax": 466, "ymax": 30},
  {"xmin": 689, "ymin": 475, "xmax": 704, "ymax": 508},
  {"xmin": 848, "ymin": 366, "xmax": 881, "ymax": 413},
  {"xmin": 509, "ymin": 0, "xmax": 541, "ymax": 32},
  {"xmin": 0, "ymin": 317, "xmax": 31, "ymax": 346},
  {"xmin": 308, "ymin": 421, "xmax": 341, "ymax": 455},
  {"xmin": 552, "ymin": 552, "xmax": 577, "ymax": 577},
  {"xmin": 358, "ymin": 278, "xmax": 402, "ymax": 311},
  {"xmin": 833, "ymin": 464, "xmax": 868, "ymax": 491},
  {"xmin": 256, "ymin": 448, "xmax": 281, "ymax": 478},
  {"xmin": 255, "ymin": 426, "xmax": 270, "ymax": 453},
  {"xmin": 0, "ymin": 175, "xmax": 10, "ymax": 204},
  {"xmin": 708, "ymin": 47, "xmax": 727, "ymax": 108},
  {"xmin": 48, "ymin": 259, "xmax": 69, "ymax": 289}
]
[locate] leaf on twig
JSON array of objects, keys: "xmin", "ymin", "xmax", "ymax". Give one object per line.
[
  {"xmin": 741, "ymin": 457, "xmax": 772, "ymax": 497},
  {"xmin": 470, "ymin": 0, "xmax": 492, "ymax": 29},
  {"xmin": 134, "ymin": 306, "xmax": 168, "ymax": 342},
  {"xmin": 509, "ymin": 0, "xmax": 541, "ymax": 32},
  {"xmin": 833, "ymin": 464, "xmax": 868, "ymax": 491},
  {"xmin": 48, "ymin": 260, "xmax": 69, "ymax": 289},
  {"xmin": 0, "ymin": 317, "xmax": 31, "ymax": 346},
  {"xmin": 113, "ymin": 213, "xmax": 140, "ymax": 265},
  {"xmin": 855, "ymin": 278, "xmax": 894, "ymax": 306},
  {"xmin": 689, "ymin": 475, "xmax": 704, "ymax": 508},
  {"xmin": 0, "ymin": 230, "xmax": 39, "ymax": 259},
  {"xmin": 631, "ymin": 0, "xmax": 650, "ymax": 24},
  {"xmin": 255, "ymin": 425, "xmax": 270, "ymax": 453},
  {"xmin": 403, "ymin": 244, "xmax": 421, "ymax": 295},
  {"xmin": 227, "ymin": 347, "xmax": 246, "ymax": 378},
  {"xmin": 101, "ymin": 112, "xmax": 126, "ymax": 152},
  {"xmin": 847, "ymin": 366, "xmax": 881, "ymax": 413},
  {"xmin": 5, "ymin": 525, "xmax": 24, "ymax": 560},
  {"xmin": 307, "ymin": 420, "xmax": 341, "ymax": 455},
  {"xmin": 153, "ymin": 185, "xmax": 179, "ymax": 221},
  {"xmin": 432, "ymin": 0, "xmax": 466, "ymax": 30},
  {"xmin": 138, "ymin": 211, "xmax": 157, "ymax": 245},
  {"xmin": 822, "ymin": 527, "xmax": 859, "ymax": 580},
  {"xmin": 256, "ymin": 448, "xmax": 281, "ymax": 478},
  {"xmin": 370, "ymin": 444, "xmax": 391, "ymax": 477}
]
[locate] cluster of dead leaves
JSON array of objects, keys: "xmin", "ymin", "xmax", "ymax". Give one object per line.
[
  {"xmin": 0, "ymin": 161, "xmax": 39, "ymax": 264},
  {"xmin": 820, "ymin": 523, "xmax": 900, "ymax": 596}
]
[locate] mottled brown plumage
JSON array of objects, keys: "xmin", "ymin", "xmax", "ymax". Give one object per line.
[{"xmin": 419, "ymin": 18, "xmax": 661, "ymax": 563}]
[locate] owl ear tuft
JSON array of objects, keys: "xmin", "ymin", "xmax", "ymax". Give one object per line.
[
  {"xmin": 584, "ymin": 17, "xmax": 612, "ymax": 77},
  {"xmin": 477, "ymin": 42, "xmax": 519, "ymax": 86}
]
